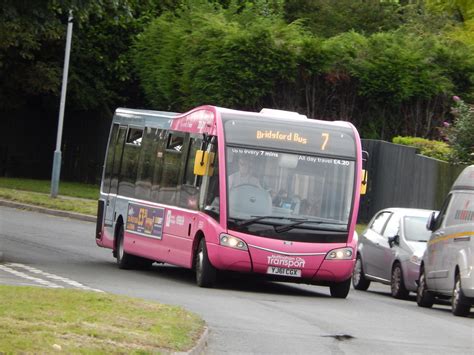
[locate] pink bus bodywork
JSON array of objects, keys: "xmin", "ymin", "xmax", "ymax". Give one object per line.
[{"xmin": 96, "ymin": 105, "xmax": 362, "ymax": 294}]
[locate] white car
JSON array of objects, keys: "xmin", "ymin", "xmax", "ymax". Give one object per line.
[
  {"xmin": 417, "ymin": 165, "xmax": 474, "ymax": 317},
  {"xmin": 353, "ymin": 208, "xmax": 436, "ymax": 299}
]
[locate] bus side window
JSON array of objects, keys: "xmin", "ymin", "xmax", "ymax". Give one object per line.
[
  {"xmin": 135, "ymin": 127, "xmax": 157, "ymax": 200},
  {"xmin": 158, "ymin": 132, "xmax": 187, "ymax": 204},
  {"xmin": 102, "ymin": 123, "xmax": 119, "ymax": 193},
  {"xmin": 184, "ymin": 137, "xmax": 203, "ymax": 186},
  {"xmin": 178, "ymin": 136, "xmax": 203, "ymax": 210},
  {"xmin": 151, "ymin": 129, "xmax": 167, "ymax": 202},
  {"xmin": 118, "ymin": 127, "xmax": 143, "ymax": 198},
  {"xmin": 202, "ymin": 137, "xmax": 219, "ymax": 222}
]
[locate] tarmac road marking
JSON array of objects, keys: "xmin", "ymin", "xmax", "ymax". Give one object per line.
[
  {"xmin": 4, "ymin": 263, "xmax": 104, "ymax": 293},
  {"xmin": 0, "ymin": 264, "xmax": 63, "ymax": 288}
]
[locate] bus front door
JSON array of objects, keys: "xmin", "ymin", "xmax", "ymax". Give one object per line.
[{"xmin": 104, "ymin": 126, "xmax": 127, "ymax": 229}]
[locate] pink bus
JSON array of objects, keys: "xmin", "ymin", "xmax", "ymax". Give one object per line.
[{"xmin": 96, "ymin": 105, "xmax": 363, "ymax": 298}]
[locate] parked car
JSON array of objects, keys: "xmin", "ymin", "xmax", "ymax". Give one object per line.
[
  {"xmin": 417, "ymin": 165, "xmax": 474, "ymax": 317},
  {"xmin": 353, "ymin": 208, "xmax": 437, "ymax": 299}
]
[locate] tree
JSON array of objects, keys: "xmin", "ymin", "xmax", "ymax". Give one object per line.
[
  {"xmin": 133, "ymin": 0, "xmax": 299, "ymax": 111},
  {"xmin": 283, "ymin": 0, "xmax": 402, "ymax": 37},
  {"xmin": 0, "ymin": 0, "xmax": 180, "ymax": 111}
]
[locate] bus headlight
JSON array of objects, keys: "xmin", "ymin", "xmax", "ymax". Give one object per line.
[
  {"xmin": 219, "ymin": 234, "xmax": 248, "ymax": 251},
  {"xmin": 325, "ymin": 247, "xmax": 353, "ymax": 260}
]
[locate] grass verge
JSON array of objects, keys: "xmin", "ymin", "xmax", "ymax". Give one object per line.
[
  {"xmin": 0, "ymin": 178, "xmax": 99, "ymax": 200},
  {"xmin": 0, "ymin": 188, "xmax": 97, "ymax": 216},
  {"xmin": 0, "ymin": 285, "xmax": 205, "ymax": 353}
]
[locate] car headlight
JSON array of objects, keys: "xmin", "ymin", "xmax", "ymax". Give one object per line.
[
  {"xmin": 219, "ymin": 234, "xmax": 248, "ymax": 251},
  {"xmin": 325, "ymin": 247, "xmax": 353, "ymax": 260},
  {"xmin": 410, "ymin": 255, "xmax": 421, "ymax": 265}
]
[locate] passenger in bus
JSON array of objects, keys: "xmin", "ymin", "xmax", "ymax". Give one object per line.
[
  {"xmin": 228, "ymin": 156, "xmax": 260, "ymax": 189},
  {"xmin": 300, "ymin": 199, "xmax": 311, "ymax": 215},
  {"xmin": 272, "ymin": 189, "xmax": 288, "ymax": 207}
]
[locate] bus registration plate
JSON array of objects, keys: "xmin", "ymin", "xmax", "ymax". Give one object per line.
[{"xmin": 267, "ymin": 266, "xmax": 301, "ymax": 277}]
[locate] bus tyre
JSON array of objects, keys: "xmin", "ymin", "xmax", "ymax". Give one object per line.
[
  {"xmin": 330, "ymin": 278, "xmax": 351, "ymax": 298},
  {"xmin": 452, "ymin": 273, "xmax": 471, "ymax": 317},
  {"xmin": 116, "ymin": 224, "xmax": 135, "ymax": 270},
  {"xmin": 416, "ymin": 267, "xmax": 434, "ymax": 308},
  {"xmin": 196, "ymin": 239, "xmax": 216, "ymax": 288},
  {"xmin": 391, "ymin": 263, "xmax": 409, "ymax": 299},
  {"xmin": 352, "ymin": 255, "xmax": 370, "ymax": 291}
]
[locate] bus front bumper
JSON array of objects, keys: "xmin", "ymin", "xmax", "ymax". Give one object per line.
[{"xmin": 207, "ymin": 243, "xmax": 355, "ymax": 283}]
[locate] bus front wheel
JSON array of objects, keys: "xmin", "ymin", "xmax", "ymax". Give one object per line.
[
  {"xmin": 195, "ymin": 239, "xmax": 216, "ymax": 288},
  {"xmin": 330, "ymin": 278, "xmax": 351, "ymax": 298}
]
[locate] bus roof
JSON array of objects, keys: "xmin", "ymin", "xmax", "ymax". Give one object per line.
[
  {"xmin": 452, "ymin": 165, "xmax": 474, "ymax": 191},
  {"xmin": 114, "ymin": 108, "xmax": 179, "ymax": 129},
  {"xmin": 114, "ymin": 106, "xmax": 356, "ymax": 130},
  {"xmin": 113, "ymin": 106, "xmax": 359, "ymax": 153},
  {"xmin": 215, "ymin": 106, "xmax": 354, "ymax": 129}
]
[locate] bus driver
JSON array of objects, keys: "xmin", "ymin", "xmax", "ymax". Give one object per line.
[{"xmin": 228, "ymin": 156, "xmax": 260, "ymax": 189}]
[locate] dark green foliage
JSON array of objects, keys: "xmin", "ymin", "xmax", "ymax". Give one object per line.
[
  {"xmin": 283, "ymin": 0, "xmax": 402, "ymax": 37},
  {"xmin": 133, "ymin": 1, "xmax": 298, "ymax": 111},
  {"xmin": 134, "ymin": 2, "xmax": 474, "ymax": 142},
  {"xmin": 2, "ymin": 0, "xmax": 474, "ymax": 181},
  {"xmin": 0, "ymin": 0, "xmax": 181, "ymax": 111}
]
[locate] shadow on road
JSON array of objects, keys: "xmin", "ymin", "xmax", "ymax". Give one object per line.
[{"xmin": 98, "ymin": 260, "xmax": 332, "ymax": 298}]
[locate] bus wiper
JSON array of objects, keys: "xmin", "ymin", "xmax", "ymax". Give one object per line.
[
  {"xmin": 235, "ymin": 216, "xmax": 306, "ymax": 227},
  {"xmin": 274, "ymin": 219, "xmax": 346, "ymax": 233}
]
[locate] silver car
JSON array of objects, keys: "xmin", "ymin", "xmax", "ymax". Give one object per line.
[{"xmin": 353, "ymin": 208, "xmax": 437, "ymax": 299}]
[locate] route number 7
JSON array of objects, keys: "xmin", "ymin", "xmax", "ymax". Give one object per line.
[{"xmin": 321, "ymin": 133, "xmax": 329, "ymax": 150}]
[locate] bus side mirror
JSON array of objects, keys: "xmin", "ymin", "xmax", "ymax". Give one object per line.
[
  {"xmin": 194, "ymin": 150, "xmax": 215, "ymax": 176},
  {"xmin": 360, "ymin": 169, "xmax": 368, "ymax": 195},
  {"xmin": 426, "ymin": 211, "xmax": 437, "ymax": 231}
]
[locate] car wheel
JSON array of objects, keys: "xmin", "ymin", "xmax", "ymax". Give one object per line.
[
  {"xmin": 352, "ymin": 255, "xmax": 371, "ymax": 291},
  {"xmin": 416, "ymin": 266, "xmax": 434, "ymax": 308},
  {"xmin": 116, "ymin": 224, "xmax": 135, "ymax": 270},
  {"xmin": 195, "ymin": 238, "xmax": 216, "ymax": 288},
  {"xmin": 330, "ymin": 278, "xmax": 351, "ymax": 298},
  {"xmin": 452, "ymin": 273, "xmax": 471, "ymax": 317},
  {"xmin": 391, "ymin": 263, "xmax": 409, "ymax": 299}
]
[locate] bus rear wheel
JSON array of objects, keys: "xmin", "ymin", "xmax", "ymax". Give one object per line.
[
  {"xmin": 330, "ymin": 278, "xmax": 351, "ymax": 298},
  {"xmin": 195, "ymin": 238, "xmax": 216, "ymax": 288},
  {"xmin": 116, "ymin": 224, "xmax": 135, "ymax": 270}
]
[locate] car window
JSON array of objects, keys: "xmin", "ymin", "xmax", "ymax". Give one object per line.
[
  {"xmin": 444, "ymin": 192, "xmax": 474, "ymax": 227},
  {"xmin": 433, "ymin": 194, "xmax": 452, "ymax": 231},
  {"xmin": 370, "ymin": 212, "xmax": 391, "ymax": 234},
  {"xmin": 404, "ymin": 216, "xmax": 432, "ymax": 242},
  {"xmin": 383, "ymin": 215, "xmax": 399, "ymax": 238}
]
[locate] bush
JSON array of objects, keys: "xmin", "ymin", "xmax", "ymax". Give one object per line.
[
  {"xmin": 444, "ymin": 96, "xmax": 474, "ymax": 164},
  {"xmin": 392, "ymin": 136, "xmax": 452, "ymax": 161}
]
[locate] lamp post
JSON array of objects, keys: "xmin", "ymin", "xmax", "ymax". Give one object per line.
[{"xmin": 51, "ymin": 10, "xmax": 73, "ymax": 197}]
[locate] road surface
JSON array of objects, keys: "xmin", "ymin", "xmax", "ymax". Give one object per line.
[{"xmin": 0, "ymin": 206, "xmax": 472, "ymax": 354}]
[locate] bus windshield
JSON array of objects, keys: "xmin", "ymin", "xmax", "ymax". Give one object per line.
[{"xmin": 226, "ymin": 146, "xmax": 355, "ymax": 234}]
